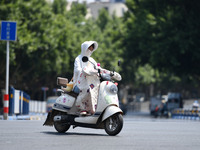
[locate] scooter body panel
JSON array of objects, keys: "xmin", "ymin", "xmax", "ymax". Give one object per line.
[
  {"xmin": 52, "ymin": 94, "xmax": 76, "ymax": 113},
  {"xmin": 74, "ymin": 116, "xmax": 99, "ymax": 124},
  {"xmin": 96, "ymin": 81, "xmax": 119, "ymax": 113},
  {"xmin": 102, "ymin": 105, "xmax": 123, "ymax": 122}
]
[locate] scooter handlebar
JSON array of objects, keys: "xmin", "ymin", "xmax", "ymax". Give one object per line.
[
  {"xmin": 99, "ymin": 71, "xmax": 122, "ymax": 81},
  {"xmin": 111, "ymin": 71, "xmax": 122, "ymax": 81}
]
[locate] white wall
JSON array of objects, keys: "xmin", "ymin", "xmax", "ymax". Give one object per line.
[{"xmin": 29, "ymin": 100, "xmax": 47, "ymax": 113}]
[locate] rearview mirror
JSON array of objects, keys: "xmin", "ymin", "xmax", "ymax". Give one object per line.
[
  {"xmin": 118, "ymin": 60, "xmax": 121, "ymax": 66},
  {"xmin": 82, "ymin": 56, "xmax": 88, "ymax": 62}
]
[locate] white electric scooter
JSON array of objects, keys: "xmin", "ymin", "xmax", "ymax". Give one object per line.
[{"xmin": 43, "ymin": 57, "xmax": 123, "ymax": 136}]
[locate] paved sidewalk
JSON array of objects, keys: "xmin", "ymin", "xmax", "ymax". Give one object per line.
[{"xmin": 0, "ymin": 113, "xmax": 47, "ymax": 120}]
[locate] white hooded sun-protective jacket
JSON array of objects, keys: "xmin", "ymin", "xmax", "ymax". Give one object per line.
[
  {"xmin": 73, "ymin": 41, "xmax": 100, "ymax": 114},
  {"xmin": 73, "ymin": 41, "xmax": 98, "ymax": 88}
]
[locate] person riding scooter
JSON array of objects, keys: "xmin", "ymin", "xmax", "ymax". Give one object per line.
[
  {"xmin": 73, "ymin": 41, "xmax": 118, "ymax": 116},
  {"xmin": 73, "ymin": 41, "xmax": 99, "ymax": 115}
]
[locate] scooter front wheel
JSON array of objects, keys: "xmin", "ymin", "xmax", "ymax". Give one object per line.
[
  {"xmin": 54, "ymin": 122, "xmax": 70, "ymax": 133},
  {"xmin": 104, "ymin": 113, "xmax": 123, "ymax": 136}
]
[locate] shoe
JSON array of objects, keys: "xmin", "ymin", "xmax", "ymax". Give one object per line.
[{"xmin": 80, "ymin": 111, "xmax": 87, "ymax": 116}]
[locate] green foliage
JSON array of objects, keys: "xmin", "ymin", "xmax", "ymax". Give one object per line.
[
  {"xmin": 122, "ymin": 0, "xmax": 200, "ymax": 96},
  {"xmin": 52, "ymin": 0, "xmax": 67, "ymax": 14},
  {"xmin": 96, "ymin": 8, "xmax": 111, "ymax": 31},
  {"xmin": 124, "ymin": 0, "xmax": 200, "ymax": 77},
  {"xmin": 65, "ymin": 2, "xmax": 87, "ymax": 24},
  {"xmin": 135, "ymin": 64, "xmax": 158, "ymax": 85},
  {"xmin": 0, "ymin": 0, "xmax": 87, "ymax": 99},
  {"xmin": 93, "ymin": 12, "xmax": 125, "ymax": 72}
]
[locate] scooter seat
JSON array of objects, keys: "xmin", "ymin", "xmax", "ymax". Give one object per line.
[{"xmin": 65, "ymin": 91, "xmax": 78, "ymax": 98}]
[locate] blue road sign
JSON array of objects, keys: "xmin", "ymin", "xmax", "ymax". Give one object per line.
[{"xmin": 1, "ymin": 21, "xmax": 17, "ymax": 41}]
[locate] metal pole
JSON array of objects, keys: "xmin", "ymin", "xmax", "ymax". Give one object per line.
[
  {"xmin": 44, "ymin": 90, "xmax": 46, "ymax": 101},
  {"xmin": 4, "ymin": 41, "xmax": 9, "ymax": 120}
]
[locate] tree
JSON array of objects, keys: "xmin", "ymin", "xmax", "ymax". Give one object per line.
[
  {"xmin": 52, "ymin": 0, "xmax": 67, "ymax": 14},
  {"xmin": 0, "ymin": 0, "xmax": 125, "ymax": 100},
  {"xmin": 65, "ymin": 2, "xmax": 87, "ymax": 24},
  {"xmin": 0, "ymin": 0, "xmax": 86, "ymax": 99},
  {"xmin": 96, "ymin": 8, "xmax": 111, "ymax": 31},
  {"xmin": 124, "ymin": 0, "xmax": 200, "ymax": 77},
  {"xmin": 121, "ymin": 0, "xmax": 200, "ymax": 96}
]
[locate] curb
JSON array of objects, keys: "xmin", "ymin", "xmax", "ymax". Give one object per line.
[{"xmin": 0, "ymin": 113, "xmax": 47, "ymax": 120}]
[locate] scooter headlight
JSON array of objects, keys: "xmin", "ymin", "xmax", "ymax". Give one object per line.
[{"xmin": 110, "ymin": 84, "xmax": 118, "ymax": 94}]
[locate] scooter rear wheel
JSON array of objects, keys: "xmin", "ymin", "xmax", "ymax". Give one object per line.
[
  {"xmin": 104, "ymin": 113, "xmax": 123, "ymax": 136},
  {"xmin": 54, "ymin": 122, "xmax": 70, "ymax": 133}
]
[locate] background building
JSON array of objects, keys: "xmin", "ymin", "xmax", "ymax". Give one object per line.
[
  {"xmin": 87, "ymin": 2, "xmax": 128, "ymax": 19},
  {"xmin": 66, "ymin": 0, "xmax": 128, "ymax": 19}
]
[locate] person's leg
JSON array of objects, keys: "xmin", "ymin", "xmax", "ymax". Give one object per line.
[{"xmin": 76, "ymin": 91, "xmax": 89, "ymax": 115}]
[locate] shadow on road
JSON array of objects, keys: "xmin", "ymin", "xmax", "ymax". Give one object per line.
[{"xmin": 41, "ymin": 131, "xmax": 107, "ymax": 137}]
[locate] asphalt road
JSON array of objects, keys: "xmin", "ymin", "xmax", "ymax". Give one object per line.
[{"xmin": 0, "ymin": 115, "xmax": 200, "ymax": 150}]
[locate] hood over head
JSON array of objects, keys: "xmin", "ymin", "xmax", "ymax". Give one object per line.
[{"xmin": 81, "ymin": 41, "xmax": 98, "ymax": 57}]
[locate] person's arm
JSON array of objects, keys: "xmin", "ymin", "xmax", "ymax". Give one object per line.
[
  {"xmin": 82, "ymin": 63, "xmax": 98, "ymax": 76},
  {"xmin": 74, "ymin": 57, "xmax": 82, "ymax": 74},
  {"xmin": 73, "ymin": 56, "xmax": 82, "ymax": 88},
  {"xmin": 82, "ymin": 58, "xmax": 98, "ymax": 76}
]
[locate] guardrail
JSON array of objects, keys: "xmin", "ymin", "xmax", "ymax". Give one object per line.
[
  {"xmin": 9, "ymin": 87, "xmax": 30, "ymax": 115},
  {"xmin": 171, "ymin": 108, "xmax": 200, "ymax": 120},
  {"xmin": 5, "ymin": 87, "xmax": 47, "ymax": 118},
  {"xmin": 29, "ymin": 100, "xmax": 46, "ymax": 114}
]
